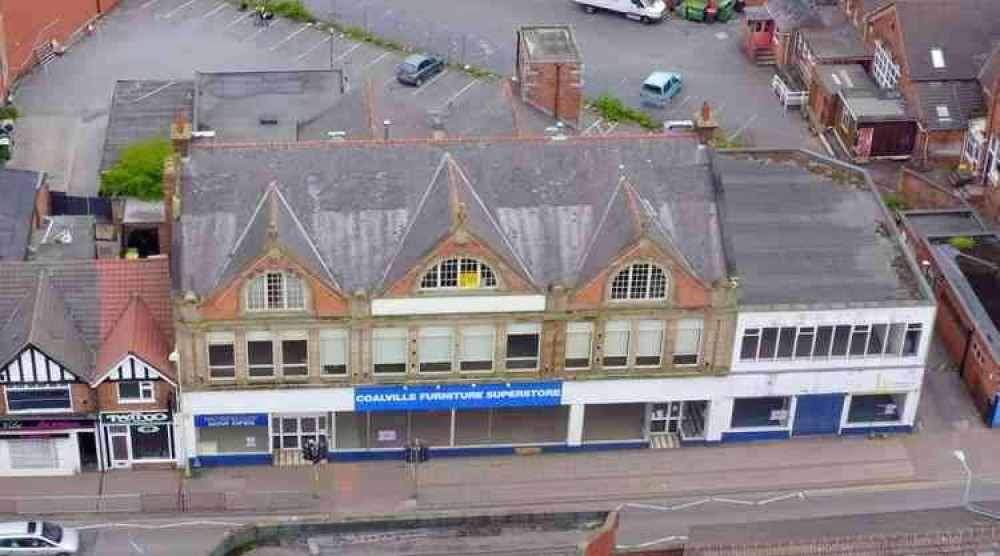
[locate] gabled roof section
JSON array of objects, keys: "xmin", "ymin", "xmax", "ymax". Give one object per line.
[
  {"xmin": 95, "ymin": 295, "xmax": 174, "ymax": 384},
  {"xmin": 894, "ymin": 0, "xmax": 1000, "ymax": 81},
  {"xmin": 622, "ymin": 179, "xmax": 703, "ymax": 282},
  {"xmin": 212, "ymin": 183, "xmax": 338, "ymax": 293},
  {"xmin": 0, "ymin": 271, "xmax": 92, "ymax": 381}
]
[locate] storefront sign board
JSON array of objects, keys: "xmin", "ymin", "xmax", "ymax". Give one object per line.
[
  {"xmin": 195, "ymin": 414, "xmax": 269, "ymax": 428},
  {"xmin": 0, "ymin": 418, "xmax": 96, "ymax": 432},
  {"xmin": 355, "ymin": 382, "xmax": 563, "ymax": 411},
  {"xmin": 102, "ymin": 412, "xmax": 172, "ymax": 425}
]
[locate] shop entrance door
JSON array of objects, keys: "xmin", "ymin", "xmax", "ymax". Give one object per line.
[
  {"xmin": 649, "ymin": 402, "xmax": 683, "ymax": 435},
  {"xmin": 107, "ymin": 425, "xmax": 131, "ymax": 469}
]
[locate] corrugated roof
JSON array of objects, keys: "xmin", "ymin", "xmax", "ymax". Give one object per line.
[
  {"xmin": 0, "ymin": 168, "xmax": 43, "ymax": 262},
  {"xmin": 176, "ymin": 136, "xmax": 727, "ymax": 297},
  {"xmin": 895, "ymin": 0, "xmax": 1000, "ymax": 82}
]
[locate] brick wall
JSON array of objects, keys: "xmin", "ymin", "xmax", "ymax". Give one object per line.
[
  {"xmin": 96, "ymin": 379, "xmax": 175, "ymax": 413},
  {"xmin": 516, "ymin": 34, "xmax": 582, "ymax": 128},
  {"xmin": 579, "ymin": 511, "xmax": 619, "ymax": 556},
  {"xmin": 898, "ymin": 168, "xmax": 962, "ymax": 210}
]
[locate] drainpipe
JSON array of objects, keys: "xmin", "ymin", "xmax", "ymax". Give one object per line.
[{"xmin": 553, "ymin": 63, "xmax": 561, "ymax": 122}]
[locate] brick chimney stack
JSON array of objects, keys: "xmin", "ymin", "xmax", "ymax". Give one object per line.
[
  {"xmin": 515, "ymin": 25, "xmax": 583, "ymax": 129},
  {"xmin": 161, "ymin": 114, "xmax": 191, "ymax": 257}
]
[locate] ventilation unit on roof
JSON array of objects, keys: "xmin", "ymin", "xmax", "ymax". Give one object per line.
[{"xmin": 259, "ymin": 115, "xmax": 279, "ymax": 126}]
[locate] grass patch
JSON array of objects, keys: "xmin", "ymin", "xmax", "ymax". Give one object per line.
[
  {"xmin": 259, "ymin": 0, "xmax": 313, "ymax": 21},
  {"xmin": 949, "ymin": 235, "xmax": 978, "ymax": 251},
  {"xmin": 590, "ymin": 95, "xmax": 660, "ymax": 130},
  {"xmin": 708, "ymin": 133, "xmax": 743, "ymax": 149},
  {"xmin": 0, "ymin": 105, "xmax": 19, "ymax": 120},
  {"xmin": 881, "ymin": 192, "xmax": 908, "ymax": 212}
]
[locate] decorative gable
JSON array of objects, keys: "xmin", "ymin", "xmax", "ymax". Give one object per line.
[
  {"xmin": 0, "ymin": 346, "xmax": 80, "ymax": 384},
  {"xmin": 102, "ymin": 354, "xmax": 173, "ymax": 385}
]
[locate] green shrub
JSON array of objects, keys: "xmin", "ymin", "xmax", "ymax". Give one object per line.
[
  {"xmin": 0, "ymin": 105, "xmax": 19, "ymax": 120},
  {"xmin": 709, "ymin": 133, "xmax": 743, "ymax": 149},
  {"xmin": 949, "ymin": 236, "xmax": 978, "ymax": 251},
  {"xmin": 881, "ymin": 192, "xmax": 908, "ymax": 212},
  {"xmin": 261, "ymin": 0, "xmax": 313, "ymax": 21},
  {"xmin": 100, "ymin": 137, "xmax": 172, "ymax": 200},
  {"xmin": 590, "ymin": 95, "xmax": 659, "ymax": 130}
]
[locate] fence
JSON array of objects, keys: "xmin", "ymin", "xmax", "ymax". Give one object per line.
[
  {"xmin": 0, "ymin": 490, "xmax": 311, "ymax": 516},
  {"xmin": 50, "ymin": 191, "xmax": 113, "ymax": 220}
]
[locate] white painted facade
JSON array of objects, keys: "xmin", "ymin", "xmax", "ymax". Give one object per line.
[
  {"xmin": 371, "ymin": 295, "xmax": 547, "ymax": 316},
  {"xmin": 0, "ymin": 433, "xmax": 83, "ymax": 477}
]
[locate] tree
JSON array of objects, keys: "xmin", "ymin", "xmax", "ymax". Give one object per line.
[{"xmin": 100, "ymin": 136, "xmax": 172, "ymax": 200}]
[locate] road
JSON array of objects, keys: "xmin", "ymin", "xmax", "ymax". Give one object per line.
[{"xmin": 304, "ymin": 0, "xmax": 814, "ymax": 147}]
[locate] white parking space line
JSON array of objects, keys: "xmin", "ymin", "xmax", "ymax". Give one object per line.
[
  {"xmin": 269, "ymin": 23, "xmax": 312, "ymax": 51},
  {"xmin": 141, "ymin": 0, "xmax": 162, "ymax": 8},
  {"xmin": 362, "ymin": 52, "xmax": 391, "ymax": 70},
  {"xmin": 331, "ymin": 43, "xmax": 361, "ymax": 64},
  {"xmin": 412, "ymin": 70, "xmax": 448, "ymax": 95},
  {"xmin": 729, "ymin": 114, "xmax": 758, "ymax": 141},
  {"xmin": 297, "ymin": 36, "xmax": 332, "ymax": 60},
  {"xmin": 440, "ymin": 79, "xmax": 479, "ymax": 107},
  {"xmin": 224, "ymin": 11, "xmax": 251, "ymax": 29},
  {"xmin": 162, "ymin": 0, "xmax": 199, "ymax": 18},
  {"xmin": 612, "ymin": 76, "xmax": 629, "ymax": 92},
  {"xmin": 195, "ymin": 2, "xmax": 229, "ymax": 22}
]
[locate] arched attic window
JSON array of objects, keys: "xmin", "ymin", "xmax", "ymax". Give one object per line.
[
  {"xmin": 609, "ymin": 262, "xmax": 668, "ymax": 301},
  {"xmin": 246, "ymin": 271, "xmax": 308, "ymax": 311},
  {"xmin": 420, "ymin": 258, "xmax": 498, "ymax": 290}
]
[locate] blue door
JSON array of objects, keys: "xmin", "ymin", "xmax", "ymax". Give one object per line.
[{"xmin": 793, "ymin": 394, "xmax": 845, "ymax": 436}]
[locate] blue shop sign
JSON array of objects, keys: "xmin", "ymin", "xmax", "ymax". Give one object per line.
[
  {"xmin": 355, "ymin": 382, "xmax": 563, "ymax": 412},
  {"xmin": 195, "ymin": 413, "xmax": 268, "ymax": 428}
]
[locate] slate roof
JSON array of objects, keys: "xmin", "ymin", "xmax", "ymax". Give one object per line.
[
  {"xmin": 765, "ymin": 0, "xmax": 822, "ymax": 32},
  {"xmin": 101, "ymin": 80, "xmax": 195, "ymax": 172},
  {"xmin": 913, "ymin": 80, "xmax": 986, "ymax": 130},
  {"xmin": 0, "ymin": 259, "xmax": 174, "ymax": 383},
  {"xmin": 95, "ymin": 295, "xmax": 174, "ymax": 382},
  {"xmin": 176, "ymin": 136, "xmax": 727, "ymax": 298},
  {"xmin": 715, "ymin": 154, "xmax": 922, "ymax": 306},
  {"xmin": 894, "ymin": 0, "xmax": 1000, "ymax": 82},
  {"xmin": 0, "ymin": 168, "xmax": 43, "ymax": 262}
]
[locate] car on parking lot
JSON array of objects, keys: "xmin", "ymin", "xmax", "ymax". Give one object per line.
[
  {"xmin": 640, "ymin": 71, "xmax": 683, "ymax": 108},
  {"xmin": 397, "ymin": 54, "xmax": 445, "ymax": 86},
  {"xmin": 0, "ymin": 521, "xmax": 79, "ymax": 555}
]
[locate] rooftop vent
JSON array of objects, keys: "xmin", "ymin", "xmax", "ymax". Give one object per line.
[{"xmin": 259, "ymin": 115, "xmax": 279, "ymax": 126}]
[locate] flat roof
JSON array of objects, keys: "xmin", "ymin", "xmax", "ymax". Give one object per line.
[
  {"xmin": 900, "ymin": 209, "xmax": 987, "ymax": 239},
  {"xmin": 932, "ymin": 235, "xmax": 1000, "ymax": 363},
  {"xmin": 841, "ymin": 89, "xmax": 914, "ymax": 122},
  {"xmin": 716, "ymin": 153, "xmax": 926, "ymax": 307},
  {"xmin": 815, "ymin": 64, "xmax": 874, "ymax": 95},
  {"xmin": 28, "ymin": 215, "xmax": 96, "ymax": 261},
  {"xmin": 518, "ymin": 25, "xmax": 580, "ymax": 63}
]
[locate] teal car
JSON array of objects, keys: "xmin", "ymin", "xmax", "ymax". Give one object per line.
[{"xmin": 640, "ymin": 72, "xmax": 683, "ymax": 108}]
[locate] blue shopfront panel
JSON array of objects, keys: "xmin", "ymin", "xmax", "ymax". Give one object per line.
[
  {"xmin": 792, "ymin": 394, "xmax": 845, "ymax": 436},
  {"xmin": 354, "ymin": 382, "xmax": 563, "ymax": 412}
]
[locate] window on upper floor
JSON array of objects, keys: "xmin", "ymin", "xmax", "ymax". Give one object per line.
[
  {"xmin": 5, "ymin": 384, "xmax": 72, "ymax": 413},
  {"xmin": 872, "ymin": 40, "xmax": 900, "ymax": 90},
  {"xmin": 989, "ymin": 137, "xmax": 999, "ymax": 185},
  {"xmin": 460, "ymin": 325, "xmax": 495, "ymax": 372},
  {"xmin": 207, "ymin": 332, "xmax": 236, "ymax": 380},
  {"xmin": 246, "ymin": 271, "xmax": 307, "ymax": 311},
  {"xmin": 672, "ymin": 319, "xmax": 702, "ymax": 366},
  {"xmin": 609, "ymin": 262, "xmax": 668, "ymax": 301},
  {"xmin": 373, "ymin": 328, "xmax": 408, "ymax": 375},
  {"xmin": 739, "ymin": 322, "xmax": 924, "ymax": 362},
  {"xmin": 506, "ymin": 323, "xmax": 540, "ymax": 370},
  {"xmin": 246, "ymin": 332, "xmax": 276, "ymax": 379},
  {"xmin": 419, "ymin": 326, "xmax": 453, "ymax": 373},
  {"xmin": 420, "ymin": 258, "xmax": 497, "ymax": 291},
  {"xmin": 320, "ymin": 329, "xmax": 348, "ymax": 376},
  {"xmin": 564, "ymin": 322, "xmax": 594, "ymax": 370},
  {"xmin": 118, "ymin": 381, "xmax": 155, "ymax": 403}
]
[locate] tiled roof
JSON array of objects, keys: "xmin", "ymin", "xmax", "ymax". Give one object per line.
[
  {"xmin": 912, "ymin": 80, "xmax": 986, "ymax": 130},
  {"xmin": 176, "ymin": 136, "xmax": 728, "ymax": 299},
  {"xmin": 101, "ymin": 80, "xmax": 195, "ymax": 172},
  {"xmin": 95, "ymin": 295, "xmax": 174, "ymax": 382},
  {"xmin": 0, "ymin": 168, "xmax": 43, "ymax": 262},
  {"xmin": 895, "ymin": 0, "xmax": 1000, "ymax": 82},
  {"xmin": 980, "ymin": 44, "xmax": 1000, "ymax": 93}
]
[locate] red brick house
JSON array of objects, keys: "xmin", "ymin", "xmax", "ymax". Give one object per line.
[
  {"xmin": 0, "ymin": 0, "xmax": 119, "ymax": 100},
  {"xmin": 962, "ymin": 47, "xmax": 1000, "ymax": 222}
]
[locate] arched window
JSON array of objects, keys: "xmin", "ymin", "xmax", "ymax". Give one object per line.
[
  {"xmin": 609, "ymin": 262, "xmax": 667, "ymax": 301},
  {"xmin": 420, "ymin": 258, "xmax": 497, "ymax": 290},
  {"xmin": 246, "ymin": 271, "xmax": 307, "ymax": 311}
]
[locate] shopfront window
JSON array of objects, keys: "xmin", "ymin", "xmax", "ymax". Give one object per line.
[
  {"xmin": 271, "ymin": 415, "xmax": 327, "ymax": 450},
  {"xmin": 847, "ymin": 393, "xmax": 905, "ymax": 423},
  {"xmin": 505, "ymin": 323, "xmax": 540, "ymax": 370},
  {"xmin": 131, "ymin": 423, "xmax": 172, "ymax": 460},
  {"xmin": 730, "ymin": 397, "xmax": 790, "ymax": 428}
]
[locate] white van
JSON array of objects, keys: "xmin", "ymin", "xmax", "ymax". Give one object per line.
[{"xmin": 572, "ymin": 0, "xmax": 666, "ymax": 23}]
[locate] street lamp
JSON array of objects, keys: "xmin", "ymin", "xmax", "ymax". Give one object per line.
[{"xmin": 954, "ymin": 449, "xmax": 972, "ymax": 508}]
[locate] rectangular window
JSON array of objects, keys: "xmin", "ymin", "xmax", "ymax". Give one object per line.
[
  {"xmin": 903, "ymin": 323, "xmax": 923, "ymax": 356},
  {"xmin": 603, "ymin": 321, "xmax": 630, "ymax": 368},
  {"xmin": 246, "ymin": 277, "xmax": 267, "ymax": 312},
  {"xmin": 740, "ymin": 328, "xmax": 760, "ymax": 360},
  {"xmin": 564, "ymin": 322, "xmax": 593, "ymax": 370},
  {"xmin": 266, "ymin": 273, "xmax": 283, "ymax": 309},
  {"xmin": 814, "ymin": 326, "xmax": 834, "ymax": 358},
  {"xmin": 118, "ymin": 381, "xmax": 155, "ymax": 403},
  {"xmin": 207, "ymin": 332, "xmax": 236, "ymax": 379},
  {"xmin": 673, "ymin": 319, "xmax": 702, "ymax": 366},
  {"xmin": 280, "ymin": 333, "xmax": 308, "ymax": 377},
  {"xmin": 730, "ymin": 397, "xmax": 790, "ymax": 428},
  {"xmin": 419, "ymin": 326, "xmax": 453, "ymax": 373},
  {"xmin": 373, "ymin": 328, "xmax": 408, "ymax": 375},
  {"xmin": 794, "ymin": 327, "xmax": 815, "ymax": 358},
  {"xmin": 776, "ymin": 327, "xmax": 796, "ymax": 359},
  {"xmin": 319, "ymin": 329, "xmax": 348, "ymax": 376},
  {"xmin": 868, "ymin": 324, "xmax": 888, "ymax": 356},
  {"xmin": 847, "ymin": 393, "xmax": 906, "ymax": 423},
  {"xmin": 759, "ymin": 327, "xmax": 779, "ymax": 359},
  {"xmin": 506, "ymin": 323, "xmax": 540, "ymax": 370},
  {"xmin": 636, "ymin": 320, "xmax": 664, "ymax": 367},
  {"xmin": 831, "ymin": 325, "xmax": 852, "ymax": 356},
  {"xmin": 460, "ymin": 325, "xmax": 494, "ymax": 372},
  {"xmin": 873, "ymin": 40, "xmax": 900, "ymax": 89},
  {"xmin": 849, "ymin": 325, "xmax": 870, "ymax": 357},
  {"xmin": 247, "ymin": 334, "xmax": 276, "ymax": 378},
  {"xmin": 5, "ymin": 385, "xmax": 72, "ymax": 412},
  {"xmin": 886, "ymin": 323, "xmax": 906, "ymax": 356}
]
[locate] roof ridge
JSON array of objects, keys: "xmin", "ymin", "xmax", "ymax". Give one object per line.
[
  {"xmin": 271, "ymin": 185, "xmax": 340, "ymax": 290},
  {"xmin": 210, "ymin": 182, "xmax": 274, "ymax": 292},
  {"xmin": 573, "ymin": 176, "xmax": 628, "ymax": 281}
]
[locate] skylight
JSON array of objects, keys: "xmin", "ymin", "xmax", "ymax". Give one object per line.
[
  {"xmin": 930, "ymin": 48, "xmax": 945, "ymax": 69},
  {"xmin": 936, "ymin": 105, "xmax": 951, "ymax": 120}
]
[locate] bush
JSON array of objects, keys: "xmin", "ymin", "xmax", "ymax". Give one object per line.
[
  {"xmin": 709, "ymin": 133, "xmax": 742, "ymax": 149},
  {"xmin": 262, "ymin": 0, "xmax": 313, "ymax": 21},
  {"xmin": 100, "ymin": 137, "xmax": 172, "ymax": 200},
  {"xmin": 949, "ymin": 236, "xmax": 978, "ymax": 251},
  {"xmin": 881, "ymin": 192, "xmax": 908, "ymax": 212},
  {"xmin": 0, "ymin": 105, "xmax": 19, "ymax": 120},
  {"xmin": 591, "ymin": 95, "xmax": 659, "ymax": 130}
]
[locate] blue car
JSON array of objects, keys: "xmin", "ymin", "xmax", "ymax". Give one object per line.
[
  {"xmin": 640, "ymin": 71, "xmax": 683, "ymax": 108},
  {"xmin": 397, "ymin": 54, "xmax": 445, "ymax": 87}
]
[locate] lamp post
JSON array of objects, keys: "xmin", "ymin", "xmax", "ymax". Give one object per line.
[{"xmin": 954, "ymin": 449, "xmax": 972, "ymax": 508}]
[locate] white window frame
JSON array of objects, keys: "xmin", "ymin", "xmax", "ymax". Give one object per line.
[
  {"xmin": 636, "ymin": 320, "xmax": 664, "ymax": 367},
  {"xmin": 609, "ymin": 262, "xmax": 668, "ymax": 301},
  {"xmin": 964, "ymin": 129, "xmax": 984, "ymax": 169},
  {"xmin": 418, "ymin": 326, "xmax": 454, "ymax": 373},
  {"xmin": 245, "ymin": 271, "xmax": 307, "ymax": 311},
  {"xmin": 373, "ymin": 328, "xmax": 408, "ymax": 375},
  {"xmin": 844, "ymin": 393, "xmax": 907, "ymax": 426},
  {"xmin": 459, "ymin": 325, "xmax": 495, "ymax": 373},
  {"xmin": 246, "ymin": 332, "xmax": 276, "ymax": 379},
  {"xmin": 602, "ymin": 320, "xmax": 631, "ymax": 368},
  {"xmin": 419, "ymin": 258, "xmax": 498, "ymax": 291},
  {"xmin": 279, "ymin": 331, "xmax": 309, "ymax": 378},
  {"xmin": 4, "ymin": 384, "xmax": 74, "ymax": 414},
  {"xmin": 505, "ymin": 323, "xmax": 541, "ymax": 371},
  {"xmin": 206, "ymin": 332, "xmax": 236, "ymax": 380},
  {"xmin": 319, "ymin": 329, "xmax": 348, "ymax": 376},
  {"xmin": 989, "ymin": 136, "xmax": 1000, "ymax": 185},
  {"xmin": 672, "ymin": 319, "xmax": 703, "ymax": 366},
  {"xmin": 739, "ymin": 323, "xmax": 923, "ymax": 361},
  {"xmin": 564, "ymin": 322, "xmax": 594, "ymax": 370},
  {"xmin": 117, "ymin": 381, "xmax": 155, "ymax": 404},
  {"xmin": 873, "ymin": 40, "xmax": 901, "ymax": 89}
]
